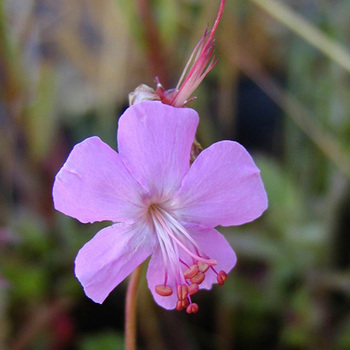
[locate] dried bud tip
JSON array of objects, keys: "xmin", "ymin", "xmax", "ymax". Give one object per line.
[
  {"xmin": 129, "ymin": 84, "xmax": 160, "ymax": 106},
  {"xmin": 153, "ymin": 0, "xmax": 225, "ymax": 107}
]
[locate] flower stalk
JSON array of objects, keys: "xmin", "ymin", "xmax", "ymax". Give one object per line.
[{"xmin": 125, "ymin": 265, "xmax": 143, "ymax": 350}]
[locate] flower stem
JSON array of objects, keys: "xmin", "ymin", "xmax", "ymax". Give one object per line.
[{"xmin": 125, "ymin": 265, "xmax": 142, "ymax": 350}]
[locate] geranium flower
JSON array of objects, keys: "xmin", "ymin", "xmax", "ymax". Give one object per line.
[{"xmin": 53, "ymin": 101, "xmax": 267, "ymax": 313}]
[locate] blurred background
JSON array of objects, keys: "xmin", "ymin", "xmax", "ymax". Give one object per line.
[{"xmin": 1, "ymin": 0, "xmax": 350, "ymax": 349}]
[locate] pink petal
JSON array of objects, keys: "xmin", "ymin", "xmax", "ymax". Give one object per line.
[
  {"xmin": 172, "ymin": 141, "xmax": 268, "ymax": 227},
  {"xmin": 183, "ymin": 224, "xmax": 237, "ymax": 290},
  {"xmin": 146, "ymin": 224, "xmax": 236, "ymax": 309},
  {"xmin": 75, "ymin": 222, "xmax": 156, "ymax": 304},
  {"xmin": 146, "ymin": 246, "xmax": 178, "ymax": 310},
  {"xmin": 117, "ymin": 101, "xmax": 199, "ymax": 200},
  {"xmin": 53, "ymin": 136, "xmax": 146, "ymax": 224}
]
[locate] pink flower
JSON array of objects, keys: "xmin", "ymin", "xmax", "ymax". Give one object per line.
[{"xmin": 53, "ymin": 101, "xmax": 267, "ymax": 312}]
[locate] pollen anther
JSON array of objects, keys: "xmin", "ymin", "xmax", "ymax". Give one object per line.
[
  {"xmin": 198, "ymin": 261, "xmax": 210, "ymax": 272},
  {"xmin": 186, "ymin": 303, "xmax": 199, "ymax": 314},
  {"xmin": 176, "ymin": 299, "xmax": 189, "ymax": 311},
  {"xmin": 184, "ymin": 264, "xmax": 199, "ymax": 279},
  {"xmin": 191, "ymin": 271, "xmax": 205, "ymax": 284},
  {"xmin": 217, "ymin": 270, "xmax": 227, "ymax": 285},
  {"xmin": 188, "ymin": 283, "xmax": 199, "ymax": 295},
  {"xmin": 155, "ymin": 285, "xmax": 173, "ymax": 296},
  {"xmin": 177, "ymin": 284, "xmax": 188, "ymax": 300}
]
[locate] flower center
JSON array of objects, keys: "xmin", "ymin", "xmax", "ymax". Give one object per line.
[{"xmin": 148, "ymin": 203, "xmax": 227, "ymax": 314}]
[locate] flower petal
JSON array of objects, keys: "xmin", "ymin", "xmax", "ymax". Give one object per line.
[
  {"xmin": 117, "ymin": 101, "xmax": 199, "ymax": 200},
  {"xmin": 146, "ymin": 245, "xmax": 178, "ymax": 310},
  {"xmin": 53, "ymin": 136, "xmax": 146, "ymax": 224},
  {"xmin": 172, "ymin": 141, "xmax": 268, "ymax": 227},
  {"xmin": 183, "ymin": 224, "xmax": 237, "ymax": 290},
  {"xmin": 146, "ymin": 224, "xmax": 236, "ymax": 309},
  {"xmin": 75, "ymin": 222, "xmax": 156, "ymax": 304}
]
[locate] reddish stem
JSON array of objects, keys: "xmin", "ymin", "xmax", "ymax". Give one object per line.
[{"xmin": 125, "ymin": 265, "xmax": 143, "ymax": 350}]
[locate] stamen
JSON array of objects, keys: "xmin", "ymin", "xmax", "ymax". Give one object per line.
[
  {"xmin": 151, "ymin": 211, "xmax": 183, "ymax": 286},
  {"xmin": 179, "ymin": 258, "xmax": 190, "ymax": 268},
  {"xmin": 188, "ymin": 284, "xmax": 199, "ymax": 295},
  {"xmin": 176, "ymin": 299, "xmax": 189, "ymax": 311},
  {"xmin": 198, "ymin": 261, "xmax": 210, "ymax": 273},
  {"xmin": 160, "ymin": 209, "xmax": 206, "ymax": 255},
  {"xmin": 184, "ymin": 264, "xmax": 199, "ymax": 279},
  {"xmin": 149, "ymin": 203, "xmax": 224, "ymax": 312},
  {"xmin": 177, "ymin": 284, "xmax": 188, "ymax": 301},
  {"xmin": 156, "ymin": 232, "xmax": 170, "ymax": 285},
  {"xmin": 186, "ymin": 303, "xmax": 199, "ymax": 314},
  {"xmin": 153, "ymin": 208, "xmax": 216, "ymax": 266},
  {"xmin": 191, "ymin": 272, "xmax": 205, "ymax": 285},
  {"xmin": 155, "ymin": 285, "xmax": 173, "ymax": 296},
  {"xmin": 217, "ymin": 270, "xmax": 227, "ymax": 285}
]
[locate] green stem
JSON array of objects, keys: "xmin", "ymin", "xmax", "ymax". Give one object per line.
[{"xmin": 125, "ymin": 265, "xmax": 142, "ymax": 350}]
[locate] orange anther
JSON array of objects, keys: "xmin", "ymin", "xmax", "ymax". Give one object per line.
[
  {"xmin": 176, "ymin": 300, "xmax": 183, "ymax": 311},
  {"xmin": 217, "ymin": 270, "xmax": 227, "ymax": 285},
  {"xmin": 155, "ymin": 285, "xmax": 173, "ymax": 296},
  {"xmin": 188, "ymin": 283, "xmax": 199, "ymax": 295},
  {"xmin": 191, "ymin": 272, "xmax": 205, "ymax": 284},
  {"xmin": 176, "ymin": 299, "xmax": 189, "ymax": 311},
  {"xmin": 183, "ymin": 299, "xmax": 189, "ymax": 308},
  {"xmin": 177, "ymin": 284, "xmax": 188, "ymax": 300},
  {"xmin": 197, "ymin": 261, "xmax": 210, "ymax": 273},
  {"xmin": 184, "ymin": 264, "xmax": 199, "ymax": 279},
  {"xmin": 186, "ymin": 303, "xmax": 199, "ymax": 314}
]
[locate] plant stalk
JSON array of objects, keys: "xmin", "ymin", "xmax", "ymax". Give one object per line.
[{"xmin": 125, "ymin": 265, "xmax": 143, "ymax": 350}]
